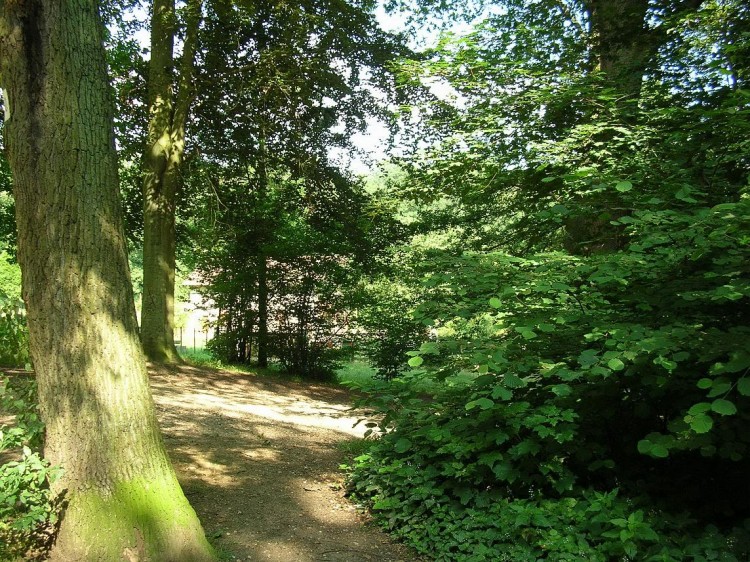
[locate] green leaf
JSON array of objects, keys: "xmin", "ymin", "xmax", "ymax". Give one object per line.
[
  {"xmin": 687, "ymin": 402, "xmax": 711, "ymax": 415},
  {"xmin": 738, "ymin": 378, "xmax": 750, "ymax": 397},
  {"xmin": 615, "ymin": 180, "xmax": 633, "ymax": 192},
  {"xmin": 515, "ymin": 327, "xmax": 537, "ymax": 340},
  {"xmin": 419, "ymin": 342, "xmax": 439, "ymax": 355},
  {"xmin": 607, "ymin": 358, "xmax": 625, "ymax": 371},
  {"xmin": 696, "ymin": 378, "xmax": 713, "ymax": 390},
  {"xmin": 707, "ymin": 381, "xmax": 732, "ymax": 397},
  {"xmin": 650, "ymin": 445, "xmax": 669, "ymax": 458},
  {"xmin": 489, "ymin": 297, "xmax": 502, "ymax": 308},
  {"xmin": 393, "ymin": 438, "xmax": 412, "ymax": 453},
  {"xmin": 407, "ymin": 356, "xmax": 424, "ymax": 367},
  {"xmin": 637, "ymin": 440, "xmax": 652, "ymax": 454},
  {"xmin": 466, "ymin": 397, "xmax": 495, "ymax": 410},
  {"xmin": 578, "ymin": 349, "xmax": 599, "ymax": 367},
  {"xmin": 711, "ymin": 399, "xmax": 737, "ymax": 416},
  {"xmin": 550, "ymin": 384, "xmax": 572, "ymax": 397},
  {"xmin": 688, "ymin": 414, "xmax": 713, "ymax": 434},
  {"xmin": 503, "ymin": 373, "xmax": 526, "ymax": 388},
  {"xmin": 722, "ymin": 352, "xmax": 750, "ymax": 373},
  {"xmin": 491, "ymin": 386, "xmax": 513, "ymax": 401}
]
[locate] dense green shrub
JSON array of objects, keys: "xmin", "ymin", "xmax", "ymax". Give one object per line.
[
  {"xmin": 270, "ymin": 333, "xmax": 345, "ymax": 381},
  {"xmin": 356, "ymin": 276, "xmax": 427, "ymax": 379},
  {"xmin": 348, "ymin": 190, "xmax": 750, "ymax": 559}
]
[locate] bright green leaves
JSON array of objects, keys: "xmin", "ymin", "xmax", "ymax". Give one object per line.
[
  {"xmin": 684, "ymin": 403, "xmax": 715, "ymax": 434},
  {"xmin": 515, "ymin": 326, "xmax": 537, "ymax": 340},
  {"xmin": 407, "ymin": 356, "xmax": 424, "ymax": 367},
  {"xmin": 710, "ymin": 351, "xmax": 750, "ymax": 375},
  {"xmin": 503, "ymin": 373, "xmax": 526, "ymax": 388},
  {"xmin": 638, "ymin": 440, "xmax": 669, "ymax": 458},
  {"xmin": 689, "ymin": 415, "xmax": 714, "ymax": 434},
  {"xmin": 607, "ymin": 358, "xmax": 625, "ymax": 371},
  {"xmin": 693, "ymin": 349, "xmax": 749, "ymax": 421},
  {"xmin": 419, "ymin": 342, "xmax": 440, "ymax": 355},
  {"xmin": 615, "ymin": 180, "xmax": 633, "ymax": 192},
  {"xmin": 711, "ymin": 399, "xmax": 737, "ymax": 416},
  {"xmin": 466, "ymin": 397, "xmax": 494, "ymax": 410},
  {"xmin": 578, "ymin": 349, "xmax": 599, "ymax": 367},
  {"xmin": 637, "ymin": 433, "xmax": 674, "ymax": 458},
  {"xmin": 550, "ymin": 384, "xmax": 572, "ymax": 397},
  {"xmin": 489, "ymin": 297, "xmax": 502, "ymax": 308},
  {"xmin": 491, "ymin": 385, "xmax": 513, "ymax": 401}
]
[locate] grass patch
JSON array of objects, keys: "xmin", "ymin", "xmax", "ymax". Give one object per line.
[
  {"xmin": 179, "ymin": 349, "xmax": 293, "ymax": 379},
  {"xmin": 336, "ymin": 359, "xmax": 377, "ymax": 387},
  {"xmin": 337, "ymin": 437, "xmax": 372, "ymax": 458}
]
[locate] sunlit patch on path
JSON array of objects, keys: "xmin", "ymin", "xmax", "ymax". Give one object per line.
[{"xmin": 148, "ymin": 365, "xmax": 414, "ymax": 562}]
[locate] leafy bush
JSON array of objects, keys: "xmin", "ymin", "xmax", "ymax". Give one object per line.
[
  {"xmin": 347, "ymin": 167, "xmax": 750, "ymax": 557},
  {"xmin": 271, "ymin": 333, "xmax": 345, "ymax": 382},
  {"xmin": 348, "ymin": 192, "xmax": 750, "ymax": 559},
  {"xmin": 356, "ymin": 276, "xmax": 427, "ymax": 379},
  {"xmin": 0, "ymin": 375, "xmax": 60, "ymax": 560},
  {"xmin": 346, "ymin": 5, "xmax": 750, "ymax": 551},
  {"xmin": 0, "ymin": 449, "xmax": 61, "ymax": 561}
]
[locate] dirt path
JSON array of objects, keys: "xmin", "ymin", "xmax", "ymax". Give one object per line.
[{"xmin": 149, "ymin": 365, "xmax": 415, "ymax": 562}]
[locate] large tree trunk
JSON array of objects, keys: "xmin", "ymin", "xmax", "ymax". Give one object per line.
[
  {"xmin": 141, "ymin": 0, "xmax": 201, "ymax": 363},
  {"xmin": 0, "ymin": 2, "xmax": 215, "ymax": 560},
  {"xmin": 586, "ymin": 0, "xmax": 651, "ymax": 99}
]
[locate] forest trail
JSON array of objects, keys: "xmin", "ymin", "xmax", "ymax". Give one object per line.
[{"xmin": 149, "ymin": 365, "xmax": 416, "ymax": 562}]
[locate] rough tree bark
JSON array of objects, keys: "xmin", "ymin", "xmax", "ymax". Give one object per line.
[
  {"xmin": 0, "ymin": 1, "xmax": 215, "ymax": 560},
  {"xmin": 585, "ymin": 0, "xmax": 651, "ymax": 99},
  {"xmin": 584, "ymin": 0, "xmax": 706, "ymax": 99},
  {"xmin": 141, "ymin": 0, "xmax": 201, "ymax": 363}
]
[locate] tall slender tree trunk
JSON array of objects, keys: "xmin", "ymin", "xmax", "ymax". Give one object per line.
[
  {"xmin": 257, "ymin": 256, "xmax": 269, "ymax": 366},
  {"xmin": 256, "ymin": 133, "xmax": 270, "ymax": 368},
  {"xmin": 141, "ymin": 0, "xmax": 201, "ymax": 363},
  {"xmin": 0, "ymin": 1, "xmax": 215, "ymax": 560}
]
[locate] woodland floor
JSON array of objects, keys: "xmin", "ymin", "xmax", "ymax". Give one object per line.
[{"xmin": 149, "ymin": 364, "xmax": 418, "ymax": 562}]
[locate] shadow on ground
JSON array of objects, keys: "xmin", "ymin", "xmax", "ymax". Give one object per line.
[{"xmin": 149, "ymin": 365, "xmax": 415, "ymax": 562}]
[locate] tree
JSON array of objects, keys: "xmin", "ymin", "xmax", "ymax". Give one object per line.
[
  {"xmin": 190, "ymin": 0, "xmax": 404, "ymax": 369},
  {"xmin": 0, "ymin": 2, "xmax": 215, "ymax": 559},
  {"xmin": 141, "ymin": 0, "xmax": 202, "ymax": 363}
]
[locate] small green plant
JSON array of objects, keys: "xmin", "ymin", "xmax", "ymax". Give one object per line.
[
  {"xmin": 1, "ymin": 374, "xmax": 61, "ymax": 560},
  {"xmin": 0, "ymin": 448, "xmax": 62, "ymax": 561}
]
